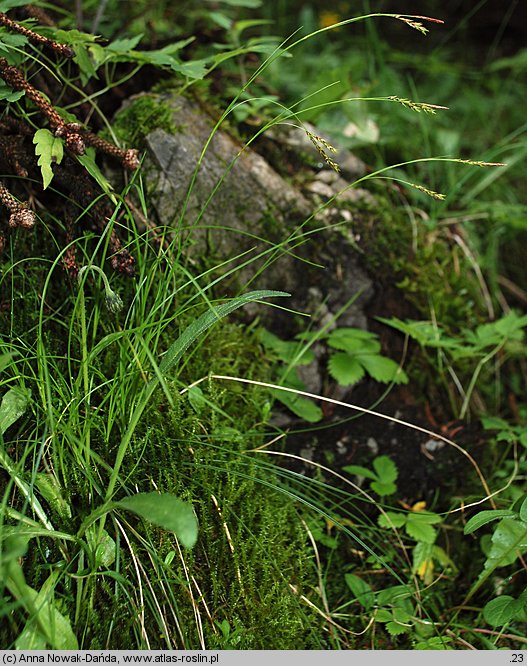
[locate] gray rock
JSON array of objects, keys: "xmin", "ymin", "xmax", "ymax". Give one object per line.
[{"xmin": 141, "ymin": 93, "xmax": 375, "ymax": 332}]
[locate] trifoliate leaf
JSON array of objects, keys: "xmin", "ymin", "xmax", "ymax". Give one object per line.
[
  {"xmin": 359, "ymin": 354, "xmax": 408, "ymax": 384},
  {"xmin": 33, "ymin": 129, "xmax": 64, "ymax": 189},
  {"xmin": 328, "ymin": 352, "xmax": 365, "ymax": 386}
]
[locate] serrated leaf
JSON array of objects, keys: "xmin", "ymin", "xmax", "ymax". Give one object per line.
[
  {"xmin": 107, "ymin": 35, "xmax": 143, "ymax": 53},
  {"xmin": 481, "ymin": 416, "xmax": 510, "ymax": 431},
  {"xmin": 257, "ymin": 329, "xmax": 314, "ymax": 365},
  {"xmin": 405, "ymin": 516, "xmax": 437, "ymax": 544},
  {"xmin": 327, "ymin": 327, "xmax": 379, "ymax": 352},
  {"xmin": 375, "ymin": 609, "xmax": 393, "ymax": 623},
  {"xmin": 116, "ymin": 493, "xmax": 198, "ymax": 548},
  {"xmin": 359, "ymin": 354, "xmax": 408, "ymax": 384},
  {"xmin": 385, "ymin": 621, "xmax": 410, "ymax": 636},
  {"xmin": 344, "ymin": 574, "xmax": 374, "ymax": 610},
  {"xmin": 342, "ymin": 464, "xmax": 379, "ymax": 481},
  {"xmin": 464, "ymin": 509, "xmax": 517, "ymax": 535},
  {"xmin": 328, "ymin": 352, "xmax": 365, "ymax": 386},
  {"xmin": 170, "ymin": 58, "xmax": 209, "ymax": 79},
  {"xmin": 372, "ymin": 455, "xmax": 398, "ymax": 483},
  {"xmin": 378, "ymin": 511, "xmax": 407, "ymax": 529},
  {"xmin": 483, "ymin": 595, "xmax": 526, "ymax": 627},
  {"xmin": 0, "ymin": 387, "xmax": 30, "ymax": 435},
  {"xmin": 371, "ymin": 480, "xmax": 397, "ymax": 496},
  {"xmin": 33, "ymin": 129, "xmax": 64, "ymax": 190}
]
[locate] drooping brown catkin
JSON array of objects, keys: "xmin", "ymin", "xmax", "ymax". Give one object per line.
[
  {"xmin": 0, "ymin": 12, "xmax": 74, "ymax": 58},
  {"xmin": 0, "ymin": 58, "xmax": 86, "ymax": 155},
  {"xmin": 0, "ymin": 180, "xmax": 35, "ymax": 228},
  {"xmin": 82, "ymin": 131, "xmax": 140, "ymax": 171}
]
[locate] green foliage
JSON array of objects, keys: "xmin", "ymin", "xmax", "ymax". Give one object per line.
[
  {"xmin": 109, "ymin": 94, "xmax": 177, "ymax": 146},
  {"xmin": 33, "ymin": 129, "xmax": 64, "ymax": 190},
  {"xmin": 344, "ymin": 455, "xmax": 398, "ymax": 497},
  {"xmin": 115, "ymin": 494, "xmax": 198, "ymax": 548},
  {"xmin": 327, "ymin": 327, "xmax": 408, "ymax": 387},
  {"xmin": 258, "ymin": 325, "xmax": 407, "ymax": 423}
]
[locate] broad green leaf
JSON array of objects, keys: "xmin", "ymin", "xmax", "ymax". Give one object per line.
[
  {"xmin": 86, "ymin": 526, "xmax": 116, "ymax": 568},
  {"xmin": 520, "ymin": 496, "xmax": 527, "ymax": 523},
  {"xmin": 481, "ymin": 416, "xmax": 510, "ymax": 430},
  {"xmin": 372, "ymin": 455, "xmax": 398, "ymax": 483},
  {"xmin": 406, "ymin": 515, "xmax": 438, "ymax": 544},
  {"xmin": 483, "ymin": 595, "xmax": 526, "ymax": 627},
  {"xmin": 359, "ymin": 354, "xmax": 408, "ymax": 384},
  {"xmin": 328, "ymin": 352, "xmax": 365, "ymax": 386},
  {"xmin": 0, "ymin": 81, "xmax": 24, "ymax": 102},
  {"xmin": 327, "ymin": 327, "xmax": 379, "ymax": 353},
  {"xmin": 7, "ymin": 567, "xmax": 78, "ymax": 650},
  {"xmin": 0, "ymin": 0, "xmax": 31, "ymax": 10},
  {"xmin": 343, "ymin": 464, "xmax": 379, "ymax": 482},
  {"xmin": 385, "ymin": 620, "xmax": 410, "ymax": 636},
  {"xmin": 0, "ymin": 387, "xmax": 30, "ymax": 435},
  {"xmin": 257, "ymin": 329, "xmax": 314, "ymax": 365},
  {"xmin": 116, "ymin": 492, "xmax": 198, "ymax": 548},
  {"xmin": 344, "ymin": 573, "xmax": 374, "ymax": 610},
  {"xmin": 107, "ymin": 35, "xmax": 143, "ymax": 53},
  {"xmin": 187, "ymin": 385, "xmax": 206, "ymax": 413},
  {"xmin": 371, "ymin": 480, "xmax": 397, "ymax": 496},
  {"xmin": 377, "ymin": 585, "xmax": 412, "ymax": 607},
  {"xmin": 35, "ymin": 473, "xmax": 71, "ymax": 520},
  {"xmin": 463, "ymin": 509, "xmax": 517, "ymax": 535},
  {"xmin": 272, "ymin": 390, "xmax": 322, "ymax": 423},
  {"xmin": 170, "ymin": 58, "xmax": 209, "ymax": 80},
  {"xmin": 0, "ymin": 352, "xmax": 16, "ymax": 373},
  {"xmin": 33, "ymin": 128, "xmax": 64, "ymax": 190},
  {"xmin": 482, "ymin": 518, "xmax": 527, "ymax": 575},
  {"xmin": 412, "ymin": 541, "xmax": 435, "ymax": 584},
  {"xmin": 378, "ymin": 511, "xmax": 407, "ymax": 529}
]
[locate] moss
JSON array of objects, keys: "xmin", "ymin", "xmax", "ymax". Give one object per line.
[
  {"xmin": 355, "ymin": 194, "xmax": 482, "ymax": 329},
  {"xmin": 109, "ymin": 93, "xmax": 177, "ymax": 147}
]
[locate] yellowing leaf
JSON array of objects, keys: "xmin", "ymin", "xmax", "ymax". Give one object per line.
[
  {"xmin": 416, "ymin": 558, "xmax": 435, "ymax": 584},
  {"xmin": 33, "ymin": 129, "xmax": 64, "ymax": 189},
  {"xmin": 411, "ymin": 501, "xmax": 427, "ymax": 512}
]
